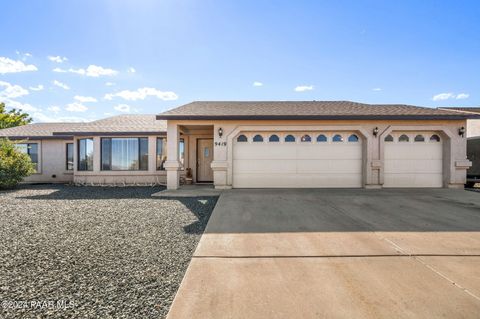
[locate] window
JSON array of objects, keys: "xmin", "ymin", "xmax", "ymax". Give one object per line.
[
  {"xmin": 301, "ymin": 135, "xmax": 311, "ymax": 142},
  {"xmin": 253, "ymin": 134, "xmax": 264, "ymax": 142},
  {"xmin": 414, "ymin": 135, "xmax": 425, "ymax": 142},
  {"xmin": 384, "ymin": 135, "xmax": 394, "ymax": 142},
  {"xmin": 156, "ymin": 138, "xmax": 167, "ymax": 170},
  {"xmin": 101, "ymin": 138, "xmax": 148, "ymax": 171},
  {"xmin": 179, "ymin": 138, "xmax": 185, "ymax": 168},
  {"xmin": 332, "ymin": 134, "xmax": 343, "ymax": 142},
  {"xmin": 78, "ymin": 138, "xmax": 94, "ymax": 171},
  {"xmin": 269, "ymin": 134, "xmax": 279, "ymax": 142},
  {"xmin": 17, "ymin": 143, "xmax": 39, "ymax": 171},
  {"xmin": 66, "ymin": 143, "xmax": 74, "ymax": 171},
  {"xmin": 237, "ymin": 134, "xmax": 248, "ymax": 142},
  {"xmin": 317, "ymin": 134, "xmax": 327, "ymax": 142},
  {"xmin": 348, "ymin": 134, "xmax": 359, "ymax": 142},
  {"xmin": 399, "ymin": 134, "xmax": 409, "ymax": 142},
  {"xmin": 430, "ymin": 134, "xmax": 441, "ymax": 142},
  {"xmin": 285, "ymin": 134, "xmax": 295, "ymax": 142}
]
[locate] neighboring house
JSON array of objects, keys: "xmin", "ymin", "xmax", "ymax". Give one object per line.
[
  {"xmin": 0, "ymin": 101, "xmax": 477, "ymax": 188},
  {"xmin": 0, "ymin": 123, "xmax": 80, "ymax": 183},
  {"xmin": 156, "ymin": 101, "xmax": 478, "ymax": 190},
  {"xmin": 438, "ymin": 107, "xmax": 480, "ymax": 138}
]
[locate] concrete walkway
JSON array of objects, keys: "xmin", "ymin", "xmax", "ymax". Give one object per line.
[{"xmin": 167, "ymin": 189, "xmax": 480, "ymax": 318}]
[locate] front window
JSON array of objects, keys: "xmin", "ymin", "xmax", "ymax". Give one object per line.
[
  {"xmin": 101, "ymin": 137, "xmax": 148, "ymax": 171},
  {"xmin": 66, "ymin": 143, "xmax": 74, "ymax": 170},
  {"xmin": 17, "ymin": 143, "xmax": 38, "ymax": 171},
  {"xmin": 179, "ymin": 138, "xmax": 185, "ymax": 168},
  {"xmin": 157, "ymin": 137, "xmax": 167, "ymax": 170},
  {"xmin": 78, "ymin": 138, "xmax": 94, "ymax": 171}
]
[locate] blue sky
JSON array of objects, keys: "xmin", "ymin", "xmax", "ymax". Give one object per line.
[{"xmin": 0, "ymin": 0, "xmax": 479, "ymax": 122}]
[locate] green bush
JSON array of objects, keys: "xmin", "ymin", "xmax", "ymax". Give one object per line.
[{"xmin": 0, "ymin": 138, "xmax": 36, "ymax": 189}]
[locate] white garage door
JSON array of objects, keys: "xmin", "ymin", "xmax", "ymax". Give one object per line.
[
  {"xmin": 233, "ymin": 132, "xmax": 362, "ymax": 188},
  {"xmin": 384, "ymin": 132, "xmax": 443, "ymax": 188}
]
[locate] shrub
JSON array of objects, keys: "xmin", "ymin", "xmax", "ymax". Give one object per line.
[{"xmin": 0, "ymin": 138, "xmax": 36, "ymax": 189}]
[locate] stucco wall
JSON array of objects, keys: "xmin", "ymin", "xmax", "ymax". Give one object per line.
[
  {"xmin": 166, "ymin": 119, "xmax": 469, "ymax": 189},
  {"xmin": 467, "ymin": 119, "xmax": 480, "ymax": 138},
  {"xmin": 23, "ymin": 139, "xmax": 74, "ymax": 183},
  {"xmin": 72, "ymin": 135, "xmax": 182, "ymax": 185}
]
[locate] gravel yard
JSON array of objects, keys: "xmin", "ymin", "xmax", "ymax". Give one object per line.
[{"xmin": 0, "ymin": 185, "xmax": 217, "ymax": 318}]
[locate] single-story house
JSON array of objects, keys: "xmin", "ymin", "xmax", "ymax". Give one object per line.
[{"xmin": 0, "ymin": 101, "xmax": 477, "ymax": 189}]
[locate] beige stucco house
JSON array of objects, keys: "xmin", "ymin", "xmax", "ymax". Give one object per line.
[
  {"xmin": 156, "ymin": 101, "xmax": 477, "ymax": 190},
  {"xmin": 1, "ymin": 101, "xmax": 478, "ymax": 189}
]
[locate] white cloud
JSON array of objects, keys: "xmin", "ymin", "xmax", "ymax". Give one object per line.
[
  {"xmin": 53, "ymin": 80, "xmax": 70, "ymax": 90},
  {"xmin": 48, "ymin": 55, "xmax": 68, "ymax": 63},
  {"xmin": 294, "ymin": 85, "xmax": 314, "ymax": 92},
  {"xmin": 0, "ymin": 81, "xmax": 29, "ymax": 98},
  {"xmin": 2, "ymin": 99, "xmax": 38, "ymax": 112},
  {"xmin": 372, "ymin": 88, "xmax": 382, "ymax": 91},
  {"xmin": 29, "ymin": 84, "xmax": 44, "ymax": 91},
  {"xmin": 105, "ymin": 82, "xmax": 116, "ymax": 86},
  {"xmin": 74, "ymin": 95, "xmax": 97, "ymax": 103},
  {"xmin": 52, "ymin": 65, "xmax": 118, "ymax": 77},
  {"xmin": 70, "ymin": 65, "xmax": 118, "ymax": 77},
  {"xmin": 65, "ymin": 102, "xmax": 88, "ymax": 112},
  {"xmin": 53, "ymin": 67, "xmax": 67, "ymax": 73},
  {"xmin": 253, "ymin": 81, "xmax": 263, "ymax": 87},
  {"xmin": 32, "ymin": 112, "xmax": 92, "ymax": 123},
  {"xmin": 104, "ymin": 87, "xmax": 178, "ymax": 101},
  {"xmin": 456, "ymin": 93, "xmax": 470, "ymax": 100},
  {"xmin": 127, "ymin": 67, "xmax": 136, "ymax": 73},
  {"xmin": 114, "ymin": 104, "xmax": 132, "ymax": 113},
  {"xmin": 432, "ymin": 92, "xmax": 470, "ymax": 101},
  {"xmin": 47, "ymin": 106, "xmax": 61, "ymax": 113},
  {"xmin": 0, "ymin": 57, "xmax": 38, "ymax": 74}
]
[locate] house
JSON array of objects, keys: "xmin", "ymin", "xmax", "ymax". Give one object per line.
[
  {"xmin": 0, "ymin": 122, "xmax": 80, "ymax": 183},
  {"xmin": 0, "ymin": 101, "xmax": 477, "ymax": 189},
  {"xmin": 156, "ymin": 101, "xmax": 477, "ymax": 189}
]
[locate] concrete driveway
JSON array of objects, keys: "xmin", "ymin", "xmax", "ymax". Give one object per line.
[{"xmin": 167, "ymin": 189, "xmax": 480, "ymax": 319}]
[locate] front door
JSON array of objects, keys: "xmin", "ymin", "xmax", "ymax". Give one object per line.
[{"xmin": 197, "ymin": 139, "xmax": 214, "ymax": 182}]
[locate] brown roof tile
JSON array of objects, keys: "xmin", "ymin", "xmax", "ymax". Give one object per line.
[{"xmin": 157, "ymin": 101, "xmax": 478, "ymax": 120}]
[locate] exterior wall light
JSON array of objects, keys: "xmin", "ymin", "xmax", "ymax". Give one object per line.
[
  {"xmin": 373, "ymin": 127, "xmax": 379, "ymax": 137},
  {"xmin": 459, "ymin": 126, "xmax": 465, "ymax": 137},
  {"xmin": 218, "ymin": 127, "xmax": 223, "ymax": 138}
]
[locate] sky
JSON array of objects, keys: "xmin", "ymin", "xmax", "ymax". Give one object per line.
[{"xmin": 0, "ymin": 0, "xmax": 479, "ymax": 123}]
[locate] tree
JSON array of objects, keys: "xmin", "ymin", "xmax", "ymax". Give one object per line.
[
  {"xmin": 0, "ymin": 102, "xmax": 32, "ymax": 129},
  {"xmin": 0, "ymin": 138, "xmax": 35, "ymax": 189}
]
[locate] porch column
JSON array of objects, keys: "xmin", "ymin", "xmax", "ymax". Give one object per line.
[{"xmin": 164, "ymin": 121, "xmax": 181, "ymax": 189}]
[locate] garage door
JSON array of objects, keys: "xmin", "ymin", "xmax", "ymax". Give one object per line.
[
  {"xmin": 384, "ymin": 132, "xmax": 443, "ymax": 188},
  {"xmin": 233, "ymin": 132, "xmax": 362, "ymax": 188}
]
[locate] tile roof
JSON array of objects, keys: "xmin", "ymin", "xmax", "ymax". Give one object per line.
[
  {"xmin": 0, "ymin": 114, "xmax": 167, "ymax": 139},
  {"xmin": 157, "ymin": 101, "xmax": 478, "ymax": 120},
  {"xmin": 439, "ymin": 107, "xmax": 480, "ymax": 114},
  {"xmin": 52, "ymin": 114, "xmax": 167, "ymax": 135},
  {"xmin": 0, "ymin": 122, "xmax": 81, "ymax": 139}
]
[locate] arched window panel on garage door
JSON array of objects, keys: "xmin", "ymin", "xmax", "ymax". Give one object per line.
[
  {"xmin": 253, "ymin": 134, "xmax": 264, "ymax": 142},
  {"xmin": 430, "ymin": 134, "xmax": 441, "ymax": 142},
  {"xmin": 301, "ymin": 134, "xmax": 311, "ymax": 142},
  {"xmin": 332, "ymin": 134, "xmax": 343, "ymax": 142},
  {"xmin": 414, "ymin": 135, "xmax": 425, "ymax": 142},
  {"xmin": 398, "ymin": 134, "xmax": 410, "ymax": 142},
  {"xmin": 285, "ymin": 134, "xmax": 296, "ymax": 142},
  {"xmin": 317, "ymin": 134, "xmax": 327, "ymax": 142},
  {"xmin": 237, "ymin": 134, "xmax": 248, "ymax": 142},
  {"xmin": 269, "ymin": 134, "xmax": 280, "ymax": 142},
  {"xmin": 384, "ymin": 134, "xmax": 394, "ymax": 142},
  {"xmin": 348, "ymin": 134, "xmax": 359, "ymax": 142}
]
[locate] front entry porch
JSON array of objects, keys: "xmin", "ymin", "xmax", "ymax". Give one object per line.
[{"xmin": 165, "ymin": 123, "xmax": 215, "ymax": 189}]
